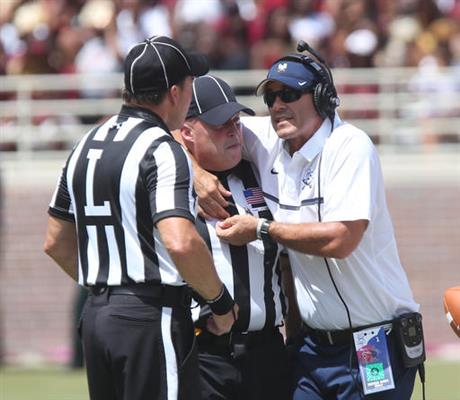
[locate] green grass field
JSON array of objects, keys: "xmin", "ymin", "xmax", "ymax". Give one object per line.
[{"xmin": 1, "ymin": 359, "xmax": 459, "ymax": 400}]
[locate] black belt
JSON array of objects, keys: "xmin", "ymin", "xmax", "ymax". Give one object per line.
[
  {"xmin": 302, "ymin": 320, "xmax": 393, "ymax": 346},
  {"xmin": 196, "ymin": 327, "xmax": 281, "ymax": 350},
  {"xmin": 88, "ymin": 283, "xmax": 192, "ymax": 308}
]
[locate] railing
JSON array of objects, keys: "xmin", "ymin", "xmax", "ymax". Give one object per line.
[{"xmin": 1, "ymin": 67, "xmax": 459, "ymax": 158}]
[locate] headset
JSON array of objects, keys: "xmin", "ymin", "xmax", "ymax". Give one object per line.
[{"xmin": 275, "ymin": 40, "xmax": 339, "ymax": 121}]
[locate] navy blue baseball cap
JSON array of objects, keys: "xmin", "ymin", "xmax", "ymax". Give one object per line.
[
  {"xmin": 255, "ymin": 58, "xmax": 320, "ymax": 95},
  {"xmin": 187, "ymin": 75, "xmax": 255, "ymax": 126}
]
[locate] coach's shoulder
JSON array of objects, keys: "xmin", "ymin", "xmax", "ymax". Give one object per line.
[{"xmin": 241, "ymin": 115, "xmax": 271, "ymax": 132}]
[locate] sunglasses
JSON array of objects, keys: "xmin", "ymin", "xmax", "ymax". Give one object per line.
[{"xmin": 263, "ymin": 87, "xmax": 312, "ymax": 108}]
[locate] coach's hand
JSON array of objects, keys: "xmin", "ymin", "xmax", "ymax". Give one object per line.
[
  {"xmin": 216, "ymin": 215, "xmax": 258, "ymax": 245},
  {"xmin": 195, "ymin": 167, "xmax": 231, "ymax": 220},
  {"xmin": 206, "ymin": 304, "xmax": 239, "ymax": 336}
]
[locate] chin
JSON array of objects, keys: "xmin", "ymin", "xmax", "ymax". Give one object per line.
[{"xmin": 276, "ymin": 127, "xmax": 296, "ymax": 140}]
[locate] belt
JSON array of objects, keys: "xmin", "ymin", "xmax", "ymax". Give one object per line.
[
  {"xmin": 302, "ymin": 321, "xmax": 393, "ymax": 346},
  {"xmin": 88, "ymin": 283, "xmax": 192, "ymax": 308},
  {"xmin": 196, "ymin": 327, "xmax": 280, "ymax": 349}
]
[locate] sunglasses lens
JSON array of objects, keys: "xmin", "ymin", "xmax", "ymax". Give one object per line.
[
  {"xmin": 264, "ymin": 92, "xmax": 276, "ymax": 107},
  {"xmin": 280, "ymin": 89, "xmax": 301, "ymax": 103},
  {"xmin": 264, "ymin": 88, "xmax": 303, "ymax": 107}
]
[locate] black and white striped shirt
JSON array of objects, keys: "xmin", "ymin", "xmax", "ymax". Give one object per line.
[
  {"xmin": 193, "ymin": 161, "xmax": 286, "ymax": 332},
  {"xmin": 48, "ymin": 105, "xmax": 196, "ymax": 287}
]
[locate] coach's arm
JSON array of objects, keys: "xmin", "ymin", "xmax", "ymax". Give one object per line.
[
  {"xmin": 44, "ymin": 216, "xmax": 78, "ymax": 281},
  {"xmin": 216, "ymin": 214, "xmax": 368, "ymax": 259}
]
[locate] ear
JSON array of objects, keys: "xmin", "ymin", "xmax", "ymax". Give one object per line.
[
  {"xmin": 180, "ymin": 124, "xmax": 194, "ymax": 144},
  {"xmin": 168, "ymin": 84, "xmax": 180, "ymax": 106}
]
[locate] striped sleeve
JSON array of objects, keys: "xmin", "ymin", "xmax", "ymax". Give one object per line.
[
  {"xmin": 48, "ymin": 158, "xmax": 75, "ymax": 222},
  {"xmin": 143, "ymin": 139, "xmax": 196, "ymax": 225}
]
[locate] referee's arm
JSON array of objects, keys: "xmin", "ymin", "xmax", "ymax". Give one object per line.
[
  {"xmin": 44, "ymin": 216, "xmax": 78, "ymax": 281},
  {"xmin": 157, "ymin": 216, "xmax": 223, "ymax": 301},
  {"xmin": 157, "ymin": 216, "xmax": 237, "ymax": 336}
]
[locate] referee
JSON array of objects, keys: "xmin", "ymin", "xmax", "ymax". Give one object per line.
[
  {"xmin": 177, "ymin": 75, "xmax": 297, "ymax": 400},
  {"xmin": 44, "ymin": 36, "xmax": 237, "ymax": 400}
]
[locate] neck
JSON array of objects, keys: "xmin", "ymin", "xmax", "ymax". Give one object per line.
[
  {"xmin": 288, "ymin": 117, "xmax": 324, "ymax": 155},
  {"xmin": 127, "ymin": 101, "xmax": 171, "ymax": 129}
]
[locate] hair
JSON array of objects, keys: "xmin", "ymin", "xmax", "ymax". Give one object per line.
[
  {"xmin": 122, "ymin": 76, "xmax": 189, "ymax": 106},
  {"xmin": 122, "ymin": 88, "xmax": 166, "ymax": 105}
]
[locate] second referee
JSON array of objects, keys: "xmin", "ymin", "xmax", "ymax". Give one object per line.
[{"xmin": 176, "ymin": 75, "xmax": 295, "ymax": 400}]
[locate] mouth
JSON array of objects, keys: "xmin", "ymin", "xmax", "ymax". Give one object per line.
[
  {"xmin": 274, "ymin": 115, "xmax": 292, "ymax": 124},
  {"xmin": 226, "ymin": 142, "xmax": 241, "ymax": 150}
]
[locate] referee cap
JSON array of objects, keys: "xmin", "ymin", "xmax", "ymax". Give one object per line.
[
  {"xmin": 124, "ymin": 36, "xmax": 209, "ymax": 94},
  {"xmin": 187, "ymin": 75, "xmax": 255, "ymax": 126}
]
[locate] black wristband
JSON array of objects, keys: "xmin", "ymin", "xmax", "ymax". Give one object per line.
[{"xmin": 206, "ymin": 285, "xmax": 235, "ymax": 316}]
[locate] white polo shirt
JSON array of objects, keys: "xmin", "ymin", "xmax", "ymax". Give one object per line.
[{"xmin": 242, "ymin": 114, "xmax": 419, "ymax": 330}]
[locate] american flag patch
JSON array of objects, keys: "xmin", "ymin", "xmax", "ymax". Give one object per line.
[{"xmin": 243, "ymin": 187, "xmax": 265, "ymax": 205}]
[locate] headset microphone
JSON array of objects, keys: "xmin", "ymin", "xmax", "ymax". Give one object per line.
[
  {"xmin": 296, "ymin": 40, "xmax": 308, "ymax": 53},
  {"xmin": 296, "ymin": 40, "xmax": 327, "ymax": 66}
]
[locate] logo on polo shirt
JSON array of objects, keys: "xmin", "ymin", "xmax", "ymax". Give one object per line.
[
  {"xmin": 277, "ymin": 63, "xmax": 287, "ymax": 73},
  {"xmin": 301, "ymin": 168, "xmax": 314, "ymax": 189}
]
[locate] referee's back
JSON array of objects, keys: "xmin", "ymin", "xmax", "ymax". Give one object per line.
[{"xmin": 50, "ymin": 110, "xmax": 195, "ymax": 287}]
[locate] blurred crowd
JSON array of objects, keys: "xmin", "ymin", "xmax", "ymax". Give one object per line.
[
  {"xmin": 1, "ymin": 0, "xmax": 459, "ymax": 76},
  {"xmin": 0, "ymin": 0, "xmax": 459, "ymax": 152}
]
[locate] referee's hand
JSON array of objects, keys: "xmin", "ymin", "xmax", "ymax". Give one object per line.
[{"xmin": 206, "ymin": 304, "xmax": 239, "ymax": 336}]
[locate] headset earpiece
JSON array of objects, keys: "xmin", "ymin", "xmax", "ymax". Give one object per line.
[{"xmin": 314, "ymin": 81, "xmax": 338, "ymax": 120}]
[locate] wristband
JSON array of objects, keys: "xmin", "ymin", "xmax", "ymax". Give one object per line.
[
  {"xmin": 256, "ymin": 218, "xmax": 267, "ymax": 240},
  {"xmin": 206, "ymin": 285, "xmax": 235, "ymax": 315}
]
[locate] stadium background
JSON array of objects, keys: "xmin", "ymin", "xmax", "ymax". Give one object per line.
[{"xmin": 0, "ymin": 0, "xmax": 459, "ymax": 384}]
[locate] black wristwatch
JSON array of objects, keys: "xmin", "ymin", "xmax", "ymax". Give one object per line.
[{"xmin": 256, "ymin": 218, "xmax": 272, "ymax": 241}]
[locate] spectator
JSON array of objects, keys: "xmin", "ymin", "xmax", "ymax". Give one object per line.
[
  {"xmin": 115, "ymin": 0, "xmax": 172, "ymax": 58},
  {"xmin": 250, "ymin": 6, "xmax": 296, "ymax": 69},
  {"xmin": 288, "ymin": 0, "xmax": 335, "ymax": 49}
]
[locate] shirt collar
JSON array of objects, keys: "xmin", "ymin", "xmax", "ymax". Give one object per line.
[
  {"xmin": 119, "ymin": 104, "xmax": 170, "ymax": 134},
  {"xmin": 285, "ymin": 113, "xmax": 342, "ymax": 163},
  {"xmin": 210, "ymin": 160, "xmax": 246, "ymax": 182}
]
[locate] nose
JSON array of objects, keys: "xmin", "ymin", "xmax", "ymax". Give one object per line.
[{"xmin": 271, "ymin": 94, "xmax": 285, "ymax": 111}]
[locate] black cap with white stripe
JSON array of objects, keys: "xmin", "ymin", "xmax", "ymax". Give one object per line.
[
  {"xmin": 124, "ymin": 36, "xmax": 209, "ymax": 94},
  {"xmin": 187, "ymin": 75, "xmax": 255, "ymax": 126}
]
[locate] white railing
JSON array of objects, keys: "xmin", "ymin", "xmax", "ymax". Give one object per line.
[{"xmin": 1, "ymin": 67, "xmax": 459, "ymax": 158}]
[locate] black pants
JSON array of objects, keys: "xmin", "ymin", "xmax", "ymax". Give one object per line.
[
  {"xmin": 71, "ymin": 286, "xmax": 88, "ymax": 368},
  {"xmin": 196, "ymin": 329, "xmax": 290, "ymax": 400},
  {"xmin": 80, "ymin": 290, "xmax": 200, "ymax": 400}
]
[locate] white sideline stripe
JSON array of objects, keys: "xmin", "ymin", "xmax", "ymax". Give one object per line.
[{"xmin": 161, "ymin": 307, "xmax": 178, "ymax": 400}]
